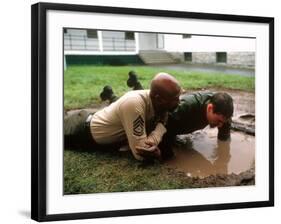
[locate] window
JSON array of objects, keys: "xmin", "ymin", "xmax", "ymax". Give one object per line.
[
  {"xmin": 125, "ymin": 32, "xmax": 135, "ymax": 40},
  {"xmin": 63, "ymin": 28, "xmax": 67, "ymax": 34},
  {"xmin": 182, "ymin": 34, "xmax": 192, "ymax": 39},
  {"xmin": 184, "ymin": 52, "xmax": 192, "ymax": 62},
  {"xmin": 87, "ymin": 29, "xmax": 98, "ymax": 38},
  {"xmin": 216, "ymin": 52, "xmax": 227, "ymax": 63}
]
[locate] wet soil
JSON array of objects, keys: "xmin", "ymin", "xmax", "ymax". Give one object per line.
[
  {"xmin": 185, "ymin": 167, "xmax": 255, "ymax": 188},
  {"xmin": 166, "ymin": 128, "xmax": 255, "ymax": 179}
]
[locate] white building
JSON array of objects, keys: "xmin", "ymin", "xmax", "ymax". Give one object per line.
[{"xmin": 64, "ymin": 28, "xmax": 255, "ymax": 68}]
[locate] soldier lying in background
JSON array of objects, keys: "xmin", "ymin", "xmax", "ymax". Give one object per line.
[
  {"xmin": 127, "ymin": 71, "xmax": 143, "ymax": 90},
  {"xmin": 100, "ymin": 85, "xmax": 118, "ymax": 104},
  {"xmin": 159, "ymin": 92, "xmax": 234, "ymax": 160},
  {"xmin": 100, "ymin": 71, "xmax": 143, "ymax": 105}
]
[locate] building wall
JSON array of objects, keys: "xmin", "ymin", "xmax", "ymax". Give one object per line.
[
  {"xmin": 102, "ymin": 31, "xmax": 135, "ymax": 52},
  {"xmin": 164, "ymin": 34, "xmax": 256, "ymax": 52},
  {"xmin": 138, "ymin": 33, "xmax": 158, "ymax": 50},
  {"xmin": 173, "ymin": 52, "xmax": 255, "ymax": 68},
  {"xmin": 64, "ymin": 29, "xmax": 136, "ymax": 53},
  {"xmin": 64, "ymin": 30, "xmax": 255, "ymax": 68},
  {"xmin": 168, "ymin": 52, "xmax": 184, "ymax": 63},
  {"xmin": 192, "ymin": 52, "xmax": 217, "ymax": 64},
  {"xmin": 64, "ymin": 30, "xmax": 161, "ymax": 53},
  {"xmin": 227, "ymin": 52, "xmax": 255, "ymax": 67},
  {"xmin": 64, "ymin": 29, "xmax": 141, "ymax": 65},
  {"xmin": 64, "ymin": 29, "xmax": 99, "ymax": 51}
]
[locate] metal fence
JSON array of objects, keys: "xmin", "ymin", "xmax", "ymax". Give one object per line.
[{"xmin": 64, "ymin": 34, "xmax": 136, "ymax": 51}]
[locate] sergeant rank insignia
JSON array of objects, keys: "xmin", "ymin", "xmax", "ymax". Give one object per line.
[{"xmin": 133, "ymin": 115, "xmax": 144, "ymax": 136}]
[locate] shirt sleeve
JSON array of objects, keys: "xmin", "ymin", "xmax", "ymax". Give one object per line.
[{"xmin": 118, "ymin": 97, "xmax": 167, "ymax": 160}]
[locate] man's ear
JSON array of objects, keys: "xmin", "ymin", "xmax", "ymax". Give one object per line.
[{"xmin": 207, "ymin": 103, "xmax": 213, "ymax": 112}]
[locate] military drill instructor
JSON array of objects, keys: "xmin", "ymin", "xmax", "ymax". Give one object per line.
[
  {"xmin": 159, "ymin": 91, "xmax": 234, "ymax": 159},
  {"xmin": 64, "ymin": 73, "xmax": 181, "ymax": 161}
]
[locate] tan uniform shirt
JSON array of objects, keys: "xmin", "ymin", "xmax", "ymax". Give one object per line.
[{"xmin": 90, "ymin": 90, "xmax": 167, "ymax": 160}]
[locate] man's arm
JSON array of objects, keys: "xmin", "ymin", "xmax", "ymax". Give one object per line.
[{"xmin": 118, "ymin": 98, "xmax": 167, "ymax": 161}]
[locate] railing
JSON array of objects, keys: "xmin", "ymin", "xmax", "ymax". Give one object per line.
[
  {"xmin": 64, "ymin": 34, "xmax": 136, "ymax": 51},
  {"xmin": 64, "ymin": 34, "xmax": 99, "ymax": 51},
  {"xmin": 102, "ymin": 37, "xmax": 135, "ymax": 51}
]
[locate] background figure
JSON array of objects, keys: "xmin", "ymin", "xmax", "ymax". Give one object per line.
[
  {"xmin": 127, "ymin": 71, "xmax": 144, "ymax": 90},
  {"xmin": 100, "ymin": 85, "xmax": 118, "ymax": 104}
]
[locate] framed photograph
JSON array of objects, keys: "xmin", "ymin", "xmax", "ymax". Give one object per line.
[{"xmin": 31, "ymin": 2, "xmax": 274, "ymax": 222}]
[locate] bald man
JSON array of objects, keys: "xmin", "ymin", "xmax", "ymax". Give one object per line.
[{"xmin": 64, "ymin": 73, "xmax": 181, "ymax": 161}]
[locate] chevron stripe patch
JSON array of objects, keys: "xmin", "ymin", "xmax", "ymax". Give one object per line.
[{"xmin": 133, "ymin": 115, "xmax": 144, "ymax": 136}]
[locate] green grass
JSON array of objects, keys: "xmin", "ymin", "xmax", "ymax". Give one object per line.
[
  {"xmin": 64, "ymin": 149, "xmax": 191, "ymax": 194},
  {"xmin": 64, "ymin": 65, "xmax": 255, "ymax": 194},
  {"xmin": 64, "ymin": 65, "xmax": 254, "ymax": 110}
]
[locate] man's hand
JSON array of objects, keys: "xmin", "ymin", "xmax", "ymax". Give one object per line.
[{"xmin": 135, "ymin": 145, "xmax": 161, "ymax": 160}]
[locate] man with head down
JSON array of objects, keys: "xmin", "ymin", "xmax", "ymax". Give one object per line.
[
  {"xmin": 159, "ymin": 91, "xmax": 234, "ymax": 160},
  {"xmin": 64, "ymin": 72, "xmax": 181, "ymax": 161}
]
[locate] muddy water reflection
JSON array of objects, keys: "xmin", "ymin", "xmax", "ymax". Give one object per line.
[{"xmin": 166, "ymin": 128, "xmax": 255, "ymax": 178}]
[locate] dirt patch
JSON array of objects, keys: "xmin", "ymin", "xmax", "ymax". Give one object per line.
[
  {"xmin": 163, "ymin": 166, "xmax": 255, "ymax": 188},
  {"xmin": 187, "ymin": 168, "xmax": 255, "ymax": 188}
]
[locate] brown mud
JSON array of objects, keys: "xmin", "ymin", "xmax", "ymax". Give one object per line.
[{"xmin": 165, "ymin": 128, "xmax": 255, "ymax": 179}]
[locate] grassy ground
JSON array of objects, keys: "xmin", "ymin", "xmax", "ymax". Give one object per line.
[
  {"xmin": 64, "ymin": 65, "xmax": 254, "ymax": 110},
  {"xmin": 64, "ymin": 65, "xmax": 255, "ymax": 194},
  {"xmin": 64, "ymin": 149, "xmax": 192, "ymax": 194}
]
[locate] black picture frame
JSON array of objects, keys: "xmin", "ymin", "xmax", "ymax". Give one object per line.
[{"xmin": 31, "ymin": 2, "xmax": 274, "ymax": 222}]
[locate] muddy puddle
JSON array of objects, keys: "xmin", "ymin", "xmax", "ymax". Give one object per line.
[{"xmin": 165, "ymin": 127, "xmax": 255, "ymax": 178}]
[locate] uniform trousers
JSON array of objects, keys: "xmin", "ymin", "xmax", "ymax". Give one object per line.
[
  {"xmin": 64, "ymin": 110, "xmax": 96, "ymax": 150},
  {"xmin": 64, "ymin": 109, "xmax": 126, "ymax": 151}
]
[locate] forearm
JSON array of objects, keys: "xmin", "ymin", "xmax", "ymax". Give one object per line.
[
  {"xmin": 145, "ymin": 122, "xmax": 167, "ymax": 146},
  {"xmin": 127, "ymin": 123, "xmax": 165, "ymax": 160},
  {"xmin": 118, "ymin": 99, "xmax": 168, "ymax": 160}
]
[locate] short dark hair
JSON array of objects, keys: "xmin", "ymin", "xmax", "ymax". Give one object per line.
[{"xmin": 210, "ymin": 92, "xmax": 234, "ymax": 119}]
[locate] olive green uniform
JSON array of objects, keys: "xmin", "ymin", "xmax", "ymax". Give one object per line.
[{"xmin": 160, "ymin": 92, "xmax": 231, "ymax": 158}]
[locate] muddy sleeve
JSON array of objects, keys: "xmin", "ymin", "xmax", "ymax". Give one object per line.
[
  {"xmin": 218, "ymin": 120, "xmax": 231, "ymax": 140},
  {"xmin": 118, "ymin": 99, "xmax": 167, "ymax": 160}
]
